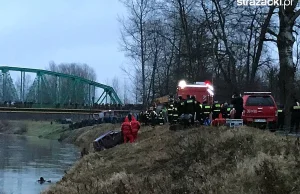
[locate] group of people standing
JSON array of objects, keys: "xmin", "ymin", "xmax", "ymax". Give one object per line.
[
  {"xmin": 121, "ymin": 114, "xmax": 141, "ymax": 143},
  {"xmin": 137, "ymin": 94, "xmax": 244, "ymax": 127}
]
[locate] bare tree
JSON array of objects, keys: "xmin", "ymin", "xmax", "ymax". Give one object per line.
[
  {"xmin": 15, "ymin": 74, "xmax": 32, "ymax": 101},
  {"xmin": 119, "ymin": 0, "xmax": 156, "ymax": 108},
  {"xmin": 266, "ymin": 1, "xmax": 300, "ymax": 126},
  {"xmin": 111, "ymin": 76, "xmax": 122, "ymax": 102},
  {"xmin": 118, "ymin": 0, "xmax": 299, "ymax": 107},
  {"xmin": 44, "ymin": 61, "xmax": 97, "ymax": 105}
]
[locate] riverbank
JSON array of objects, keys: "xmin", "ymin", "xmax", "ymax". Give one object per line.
[
  {"xmin": 0, "ymin": 120, "xmax": 121, "ymax": 151},
  {"xmin": 41, "ymin": 125, "xmax": 300, "ymax": 194},
  {"xmin": 0, "ymin": 120, "xmax": 69, "ymax": 139},
  {"xmin": 0, "ymin": 120, "xmax": 122, "ymax": 193}
]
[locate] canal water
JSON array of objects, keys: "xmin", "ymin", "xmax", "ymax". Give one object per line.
[{"xmin": 0, "ymin": 133, "xmax": 80, "ymax": 194}]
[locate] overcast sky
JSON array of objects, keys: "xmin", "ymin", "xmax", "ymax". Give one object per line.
[{"xmin": 0, "ymin": 0, "xmax": 127, "ymax": 84}]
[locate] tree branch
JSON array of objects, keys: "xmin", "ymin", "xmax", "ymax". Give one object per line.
[
  {"xmin": 267, "ymin": 28, "xmax": 278, "ymax": 37},
  {"xmin": 290, "ymin": 9, "xmax": 300, "ymax": 23},
  {"xmin": 264, "ymin": 38, "xmax": 277, "ymax": 43}
]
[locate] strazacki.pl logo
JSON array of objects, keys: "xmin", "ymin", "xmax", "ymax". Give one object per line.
[{"xmin": 237, "ymin": 0, "xmax": 293, "ymax": 9}]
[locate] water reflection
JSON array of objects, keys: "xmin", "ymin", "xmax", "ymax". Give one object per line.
[{"xmin": 0, "ymin": 134, "xmax": 79, "ymax": 194}]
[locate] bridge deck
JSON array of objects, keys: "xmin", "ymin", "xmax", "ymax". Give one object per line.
[{"xmin": 0, "ymin": 107, "xmax": 137, "ymax": 114}]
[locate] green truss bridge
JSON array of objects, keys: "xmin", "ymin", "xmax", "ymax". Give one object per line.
[{"xmin": 0, "ymin": 66, "xmax": 123, "ymax": 109}]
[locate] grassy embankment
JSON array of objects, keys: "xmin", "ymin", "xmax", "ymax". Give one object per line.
[
  {"xmin": 40, "ymin": 124, "xmax": 300, "ymax": 194},
  {"xmin": 0, "ymin": 119, "xmax": 121, "ymax": 150},
  {"xmin": 3, "ymin": 120, "xmax": 300, "ymax": 193},
  {"xmin": 0, "ymin": 120, "xmax": 69, "ymax": 139}
]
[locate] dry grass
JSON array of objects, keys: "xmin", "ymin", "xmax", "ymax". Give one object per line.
[
  {"xmin": 0, "ymin": 120, "xmax": 69, "ymax": 138},
  {"xmin": 43, "ymin": 125, "xmax": 300, "ymax": 194}
]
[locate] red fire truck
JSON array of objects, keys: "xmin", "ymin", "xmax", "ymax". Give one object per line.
[{"xmin": 176, "ymin": 80, "xmax": 214, "ymax": 104}]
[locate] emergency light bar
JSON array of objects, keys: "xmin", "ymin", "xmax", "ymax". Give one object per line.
[
  {"xmin": 179, "ymin": 80, "xmax": 214, "ymax": 90},
  {"xmin": 184, "ymin": 84, "xmax": 207, "ymax": 88}
]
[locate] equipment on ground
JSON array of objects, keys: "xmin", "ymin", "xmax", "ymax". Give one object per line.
[{"xmin": 226, "ymin": 119, "xmax": 243, "ymax": 128}]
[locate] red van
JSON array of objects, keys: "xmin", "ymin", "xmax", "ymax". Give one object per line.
[{"xmin": 242, "ymin": 92, "xmax": 278, "ymax": 129}]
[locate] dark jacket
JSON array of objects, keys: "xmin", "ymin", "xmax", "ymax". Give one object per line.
[{"xmin": 231, "ymin": 96, "xmax": 243, "ymax": 112}]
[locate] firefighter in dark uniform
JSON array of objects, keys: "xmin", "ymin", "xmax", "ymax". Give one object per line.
[
  {"xmin": 177, "ymin": 96, "xmax": 185, "ymax": 120},
  {"xmin": 150, "ymin": 107, "xmax": 157, "ymax": 127},
  {"xmin": 167, "ymin": 103, "xmax": 174, "ymax": 123},
  {"xmin": 231, "ymin": 93, "xmax": 244, "ymax": 119},
  {"xmin": 191, "ymin": 96, "xmax": 198, "ymax": 123},
  {"xmin": 172, "ymin": 106, "xmax": 179, "ymax": 124},
  {"xmin": 212, "ymin": 101, "xmax": 221, "ymax": 120},
  {"xmin": 202, "ymin": 101, "xmax": 211, "ymax": 124},
  {"xmin": 184, "ymin": 95, "xmax": 195, "ymax": 126},
  {"xmin": 196, "ymin": 103, "xmax": 203, "ymax": 123},
  {"xmin": 195, "ymin": 99, "xmax": 202, "ymax": 123},
  {"xmin": 144, "ymin": 110, "xmax": 150, "ymax": 125},
  {"xmin": 226, "ymin": 104, "xmax": 232, "ymax": 118},
  {"xmin": 158, "ymin": 110, "xmax": 164, "ymax": 125},
  {"xmin": 221, "ymin": 102, "xmax": 229, "ymax": 118},
  {"xmin": 290, "ymin": 100, "xmax": 300, "ymax": 133},
  {"xmin": 139, "ymin": 111, "xmax": 144, "ymax": 123},
  {"xmin": 277, "ymin": 105, "xmax": 284, "ymax": 130}
]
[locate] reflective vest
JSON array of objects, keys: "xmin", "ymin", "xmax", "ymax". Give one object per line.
[
  {"xmin": 213, "ymin": 104, "xmax": 221, "ymax": 112},
  {"xmin": 173, "ymin": 107, "xmax": 178, "ymax": 117},
  {"xmin": 168, "ymin": 104, "xmax": 174, "ymax": 114},
  {"xmin": 145, "ymin": 112, "xmax": 150, "ymax": 118},
  {"xmin": 226, "ymin": 107, "xmax": 231, "ymax": 116},
  {"xmin": 203, "ymin": 105, "xmax": 211, "ymax": 114},
  {"xmin": 158, "ymin": 112, "xmax": 163, "ymax": 119},
  {"xmin": 186, "ymin": 99, "xmax": 193, "ymax": 103},
  {"xmin": 277, "ymin": 109, "xmax": 283, "ymax": 113}
]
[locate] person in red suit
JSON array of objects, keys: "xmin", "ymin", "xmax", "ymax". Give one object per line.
[
  {"xmin": 131, "ymin": 116, "xmax": 141, "ymax": 141},
  {"xmin": 121, "ymin": 117, "xmax": 134, "ymax": 143}
]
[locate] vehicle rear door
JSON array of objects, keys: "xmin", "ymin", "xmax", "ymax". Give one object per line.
[{"xmin": 244, "ymin": 95, "xmax": 276, "ymax": 121}]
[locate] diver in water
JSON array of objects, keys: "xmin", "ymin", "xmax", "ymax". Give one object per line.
[{"xmin": 37, "ymin": 177, "xmax": 51, "ymax": 184}]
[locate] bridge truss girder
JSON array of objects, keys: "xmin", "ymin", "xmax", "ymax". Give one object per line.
[
  {"xmin": 1, "ymin": 70, "xmax": 19, "ymax": 102},
  {"xmin": 0, "ymin": 66, "xmax": 123, "ymax": 107}
]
